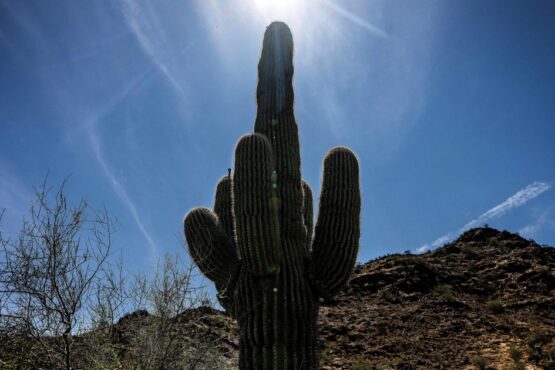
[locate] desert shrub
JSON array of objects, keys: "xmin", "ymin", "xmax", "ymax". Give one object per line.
[
  {"xmin": 509, "ymin": 346, "xmax": 522, "ymax": 362},
  {"xmin": 338, "ymin": 335, "xmax": 350, "ymax": 346},
  {"xmin": 116, "ymin": 255, "xmax": 229, "ymax": 369},
  {"xmin": 351, "ymin": 355, "xmax": 376, "ymax": 370},
  {"xmin": 433, "ymin": 284, "xmax": 456, "ymax": 302},
  {"xmin": 501, "ymin": 346, "xmax": 525, "ymax": 370},
  {"xmin": 507, "ymin": 363, "xmax": 525, "ymax": 370},
  {"xmin": 319, "ymin": 346, "xmax": 331, "ymax": 366},
  {"xmin": 412, "ymin": 337, "xmax": 424, "ymax": 350},
  {"xmin": 0, "ymin": 179, "xmax": 114, "ymax": 370},
  {"xmin": 527, "ymin": 330, "xmax": 547, "ymax": 352},
  {"xmin": 430, "ymin": 351, "xmax": 447, "ymax": 368},
  {"xmin": 485, "ymin": 299, "xmax": 504, "ymax": 313},
  {"xmin": 0, "ymin": 181, "xmax": 230, "ymax": 369},
  {"xmin": 470, "ymin": 355, "xmax": 487, "ymax": 370}
]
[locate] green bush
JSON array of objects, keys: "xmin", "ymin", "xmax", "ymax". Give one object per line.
[
  {"xmin": 511, "ymin": 363, "xmax": 525, "ymax": 370},
  {"xmin": 351, "ymin": 355, "xmax": 376, "ymax": 370},
  {"xmin": 485, "ymin": 299, "xmax": 504, "ymax": 313},
  {"xmin": 508, "ymin": 346, "xmax": 521, "ymax": 362},
  {"xmin": 527, "ymin": 330, "xmax": 547, "ymax": 351},
  {"xmin": 433, "ymin": 284, "xmax": 456, "ymax": 302},
  {"xmin": 430, "ymin": 351, "xmax": 447, "ymax": 368},
  {"xmin": 504, "ymin": 346, "xmax": 525, "ymax": 370},
  {"xmin": 470, "ymin": 355, "xmax": 487, "ymax": 370}
]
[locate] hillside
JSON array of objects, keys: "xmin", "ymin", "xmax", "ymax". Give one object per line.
[
  {"xmin": 105, "ymin": 227, "xmax": 553, "ymax": 369},
  {"xmin": 5, "ymin": 227, "xmax": 552, "ymax": 369},
  {"xmin": 110, "ymin": 227, "xmax": 553, "ymax": 369},
  {"xmin": 319, "ymin": 227, "xmax": 554, "ymax": 369}
]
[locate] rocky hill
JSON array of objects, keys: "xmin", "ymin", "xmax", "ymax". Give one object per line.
[
  {"xmin": 319, "ymin": 227, "xmax": 554, "ymax": 369},
  {"xmin": 105, "ymin": 227, "xmax": 553, "ymax": 369},
  {"xmin": 8, "ymin": 227, "xmax": 550, "ymax": 369},
  {"xmin": 108, "ymin": 227, "xmax": 553, "ymax": 369}
]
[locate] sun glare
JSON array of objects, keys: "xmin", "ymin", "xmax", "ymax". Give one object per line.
[
  {"xmin": 251, "ymin": 0, "xmax": 307, "ymax": 25},
  {"xmin": 253, "ymin": 0, "xmax": 299, "ymax": 15}
]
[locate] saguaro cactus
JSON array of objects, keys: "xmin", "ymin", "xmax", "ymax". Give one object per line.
[{"xmin": 184, "ymin": 21, "xmax": 360, "ymax": 369}]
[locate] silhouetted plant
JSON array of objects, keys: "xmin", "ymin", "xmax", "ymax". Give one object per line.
[
  {"xmin": 184, "ymin": 22, "xmax": 360, "ymax": 369},
  {"xmin": 118, "ymin": 254, "xmax": 226, "ymax": 369},
  {"xmin": 0, "ymin": 179, "xmax": 113, "ymax": 370}
]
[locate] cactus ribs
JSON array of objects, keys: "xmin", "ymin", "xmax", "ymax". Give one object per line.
[{"xmin": 184, "ymin": 22, "xmax": 361, "ymax": 370}]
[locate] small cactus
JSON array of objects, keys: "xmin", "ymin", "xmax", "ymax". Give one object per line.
[{"xmin": 184, "ymin": 21, "xmax": 361, "ymax": 369}]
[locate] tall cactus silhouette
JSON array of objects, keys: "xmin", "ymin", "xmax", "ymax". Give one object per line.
[{"xmin": 184, "ymin": 21, "xmax": 360, "ymax": 369}]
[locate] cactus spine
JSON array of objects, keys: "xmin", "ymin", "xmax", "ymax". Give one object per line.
[{"xmin": 184, "ymin": 21, "xmax": 361, "ymax": 369}]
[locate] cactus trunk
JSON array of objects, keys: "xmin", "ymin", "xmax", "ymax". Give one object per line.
[{"xmin": 236, "ymin": 265, "xmax": 319, "ymax": 369}]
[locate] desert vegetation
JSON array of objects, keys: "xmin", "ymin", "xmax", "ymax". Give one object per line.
[
  {"xmin": 2, "ymin": 18, "xmax": 554, "ymax": 370},
  {"xmin": 0, "ymin": 179, "xmax": 231, "ymax": 369},
  {"xmin": 184, "ymin": 22, "xmax": 361, "ymax": 369}
]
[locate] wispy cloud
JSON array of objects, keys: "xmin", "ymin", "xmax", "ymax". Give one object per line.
[
  {"xmin": 78, "ymin": 65, "xmax": 160, "ymax": 258},
  {"xmin": 0, "ymin": 160, "xmax": 33, "ymax": 234},
  {"xmin": 0, "ymin": 2, "xmax": 158, "ymax": 256},
  {"xmin": 88, "ymin": 127, "xmax": 158, "ymax": 258},
  {"xmin": 321, "ymin": 0, "xmax": 389, "ymax": 39},
  {"xmin": 121, "ymin": 0, "xmax": 190, "ymax": 101},
  {"xmin": 519, "ymin": 206, "xmax": 555, "ymax": 238},
  {"xmin": 417, "ymin": 182, "xmax": 552, "ymax": 253}
]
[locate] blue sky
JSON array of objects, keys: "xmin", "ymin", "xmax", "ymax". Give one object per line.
[{"xmin": 1, "ymin": 0, "xmax": 554, "ymax": 279}]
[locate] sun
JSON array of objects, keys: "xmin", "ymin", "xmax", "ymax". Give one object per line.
[
  {"xmin": 251, "ymin": 0, "xmax": 307, "ymax": 24},
  {"xmin": 252, "ymin": 0, "xmax": 299, "ymax": 14}
]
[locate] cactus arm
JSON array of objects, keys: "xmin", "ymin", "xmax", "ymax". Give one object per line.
[
  {"xmin": 310, "ymin": 147, "xmax": 361, "ymax": 298},
  {"xmin": 186, "ymin": 176, "xmax": 240, "ymax": 315},
  {"xmin": 254, "ymin": 22, "xmax": 305, "ymax": 244},
  {"xmin": 233, "ymin": 133, "xmax": 281, "ymax": 275},
  {"xmin": 184, "ymin": 208, "xmax": 239, "ymax": 286},
  {"xmin": 302, "ymin": 180, "xmax": 314, "ymax": 251},
  {"xmin": 213, "ymin": 175, "xmax": 237, "ymax": 247}
]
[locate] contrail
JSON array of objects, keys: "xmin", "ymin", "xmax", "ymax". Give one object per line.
[
  {"xmin": 461, "ymin": 182, "xmax": 551, "ymax": 230},
  {"xmin": 321, "ymin": 0, "xmax": 389, "ymax": 38},
  {"xmin": 417, "ymin": 181, "xmax": 552, "ymax": 253},
  {"xmin": 77, "ymin": 65, "xmax": 159, "ymax": 258},
  {"xmin": 122, "ymin": 0, "xmax": 189, "ymax": 100},
  {"xmin": 88, "ymin": 127, "xmax": 159, "ymax": 257}
]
